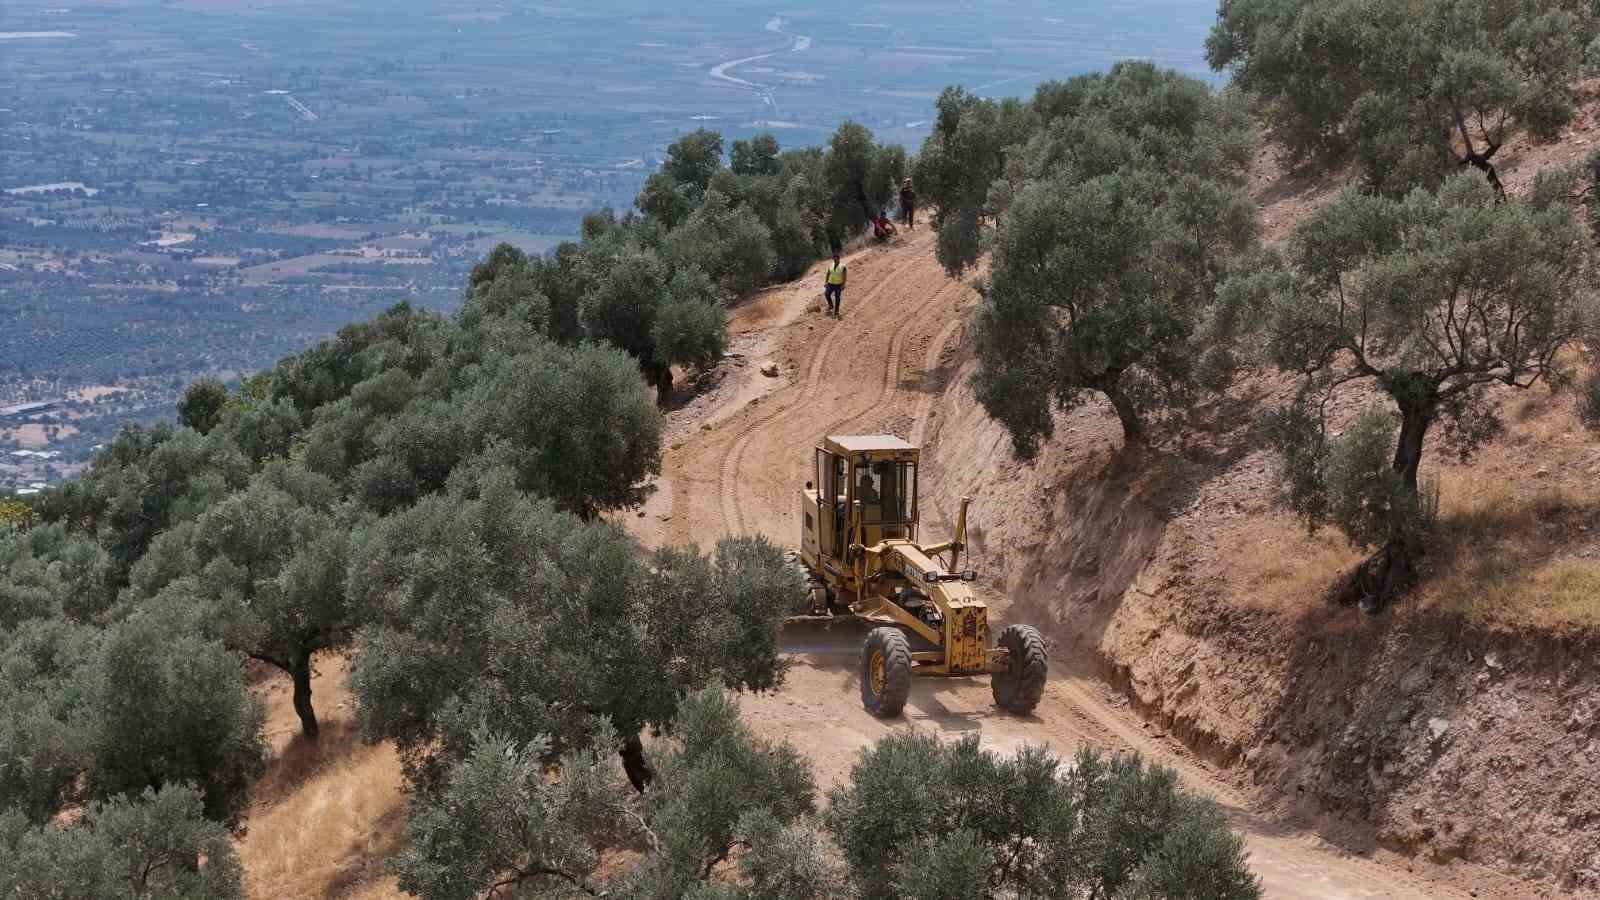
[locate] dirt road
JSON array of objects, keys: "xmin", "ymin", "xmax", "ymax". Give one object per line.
[{"xmin": 624, "ymin": 231, "xmax": 1520, "ymax": 899}]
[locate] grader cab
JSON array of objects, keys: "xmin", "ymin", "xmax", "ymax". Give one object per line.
[{"xmin": 798, "ymin": 434, "xmax": 1047, "ymax": 718}]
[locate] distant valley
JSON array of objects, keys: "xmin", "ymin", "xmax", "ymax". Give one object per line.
[{"xmin": 0, "ymin": 0, "xmax": 1212, "ymax": 489}]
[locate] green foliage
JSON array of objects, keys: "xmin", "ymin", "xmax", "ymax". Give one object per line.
[
  {"xmin": 654, "ymin": 268, "xmax": 728, "ymax": 373},
  {"xmin": 176, "ymin": 378, "xmax": 229, "ymax": 435},
  {"xmin": 731, "ymin": 133, "xmax": 782, "ymax": 176},
  {"xmin": 624, "ymin": 688, "xmax": 817, "ymax": 897},
  {"xmin": 0, "ymin": 620, "xmax": 98, "ymax": 823},
  {"xmin": 664, "ymin": 129, "xmax": 726, "ymax": 194},
  {"xmin": 826, "ymin": 733, "xmax": 1260, "ymax": 900},
  {"xmin": 823, "ymin": 121, "xmax": 905, "ymax": 239},
  {"xmin": 466, "ymin": 339, "xmax": 662, "ymax": 517},
  {"xmin": 0, "ymin": 524, "xmax": 116, "ymax": 626},
  {"xmin": 1267, "ymin": 406, "xmax": 1438, "ymax": 553},
  {"xmin": 349, "ymin": 472, "xmax": 803, "ymax": 789},
  {"xmin": 913, "ymin": 87, "xmax": 1035, "ymax": 272},
  {"xmin": 891, "ymin": 829, "xmax": 992, "ymax": 900},
  {"xmin": 391, "ymin": 725, "xmax": 631, "ymax": 900},
  {"xmin": 664, "ymin": 189, "xmax": 777, "ymax": 298},
  {"xmin": 394, "ymin": 688, "xmax": 827, "ymax": 900},
  {"xmin": 637, "ymin": 171, "xmax": 697, "ymax": 230},
  {"xmin": 32, "ymin": 424, "xmax": 250, "ymax": 583},
  {"xmin": 214, "ymin": 396, "xmax": 301, "ymax": 467},
  {"xmin": 1120, "ymin": 798, "xmax": 1268, "ymax": 900},
  {"xmin": 129, "ymin": 462, "xmax": 353, "ymax": 736},
  {"xmin": 459, "ymin": 251, "xmax": 552, "ymax": 336},
  {"xmin": 683, "ymin": 810, "xmax": 846, "ymax": 900},
  {"xmin": 968, "ymin": 64, "xmax": 1258, "ymax": 451},
  {"xmin": 89, "ymin": 606, "xmax": 265, "ymax": 820},
  {"xmin": 267, "ymin": 302, "xmax": 446, "ymax": 421},
  {"xmin": 1257, "ymin": 173, "xmax": 1592, "ymax": 499},
  {"xmin": 1207, "ymin": 0, "xmax": 1599, "ymax": 193},
  {"xmin": 0, "ymin": 784, "xmax": 242, "ymax": 900}
]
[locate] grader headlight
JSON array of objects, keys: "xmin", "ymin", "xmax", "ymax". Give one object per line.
[
  {"xmin": 961, "ymin": 569, "xmax": 977, "ymax": 582},
  {"xmin": 922, "ymin": 570, "xmax": 940, "ymax": 584}
]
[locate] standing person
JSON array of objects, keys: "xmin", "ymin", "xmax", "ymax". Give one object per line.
[
  {"xmin": 899, "ymin": 177, "xmax": 917, "ymax": 229},
  {"xmin": 823, "ymin": 252, "xmax": 846, "ymax": 317}
]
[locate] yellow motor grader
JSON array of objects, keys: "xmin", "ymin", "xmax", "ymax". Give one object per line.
[{"xmin": 797, "ymin": 434, "xmax": 1047, "ymax": 718}]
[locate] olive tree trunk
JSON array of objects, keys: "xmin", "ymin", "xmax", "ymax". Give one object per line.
[
  {"xmin": 1341, "ymin": 401, "xmax": 1435, "ymax": 610},
  {"xmin": 1102, "ymin": 383, "xmax": 1144, "ymax": 446},
  {"xmin": 621, "ymin": 731, "xmax": 653, "ymax": 793},
  {"xmin": 291, "ymin": 652, "xmax": 319, "ymax": 740}
]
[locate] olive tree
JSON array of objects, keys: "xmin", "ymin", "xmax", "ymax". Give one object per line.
[
  {"xmin": 0, "ymin": 784, "xmax": 243, "ymax": 899},
  {"xmin": 89, "ymin": 606, "xmax": 265, "ymax": 820},
  {"xmin": 913, "ymin": 87, "xmax": 1035, "ymax": 273},
  {"xmin": 1253, "ymin": 172, "xmax": 1595, "ymax": 603},
  {"xmin": 176, "ymin": 378, "xmax": 230, "ymax": 436},
  {"xmin": 465, "ymin": 339, "xmax": 662, "ymax": 517},
  {"xmin": 823, "ymin": 121, "xmax": 905, "ymax": 240},
  {"xmin": 391, "ymin": 689, "xmax": 818, "ymax": 900},
  {"xmin": 663, "ymin": 129, "xmax": 726, "ymax": 195},
  {"xmin": 130, "ymin": 463, "xmax": 353, "ymax": 739},
  {"xmin": 942, "ymin": 64, "xmax": 1259, "ymax": 451},
  {"xmin": 348, "ymin": 470, "xmax": 802, "ymax": 796},
  {"xmin": 826, "ymin": 733, "xmax": 1260, "ymax": 900},
  {"xmin": 731, "ymin": 133, "xmax": 781, "ymax": 176},
  {"xmin": 664, "ymin": 189, "xmax": 776, "ymax": 298},
  {"xmin": 0, "ymin": 620, "xmax": 98, "ymax": 823},
  {"xmin": 1207, "ymin": 0, "xmax": 1598, "ymax": 194}
]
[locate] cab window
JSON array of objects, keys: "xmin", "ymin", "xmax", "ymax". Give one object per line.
[{"xmin": 855, "ymin": 460, "xmax": 915, "ymax": 524}]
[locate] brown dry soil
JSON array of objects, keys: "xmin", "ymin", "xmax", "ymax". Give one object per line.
[{"xmin": 624, "ymin": 218, "xmax": 1596, "ymax": 897}]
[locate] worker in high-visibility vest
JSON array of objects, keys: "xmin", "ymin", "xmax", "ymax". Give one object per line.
[{"xmin": 823, "ymin": 252, "xmax": 847, "ymax": 317}]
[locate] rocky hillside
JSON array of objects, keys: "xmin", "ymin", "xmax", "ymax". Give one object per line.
[{"xmin": 917, "ymin": 127, "xmax": 1600, "ymax": 890}]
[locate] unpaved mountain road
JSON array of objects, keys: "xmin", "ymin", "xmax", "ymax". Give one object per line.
[{"xmin": 622, "ymin": 231, "xmax": 1531, "ymax": 899}]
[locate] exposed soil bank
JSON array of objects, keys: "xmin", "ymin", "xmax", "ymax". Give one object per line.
[{"xmin": 921, "ymin": 356, "xmax": 1600, "ymax": 892}]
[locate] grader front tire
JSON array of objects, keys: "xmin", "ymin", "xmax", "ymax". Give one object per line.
[
  {"xmin": 992, "ymin": 624, "xmax": 1048, "ymax": 714},
  {"xmin": 860, "ymin": 627, "xmax": 912, "ymax": 718}
]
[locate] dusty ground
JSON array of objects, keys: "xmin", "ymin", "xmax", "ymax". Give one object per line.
[
  {"xmin": 236, "ymin": 654, "xmax": 406, "ymax": 900},
  {"xmin": 620, "ymin": 229, "xmax": 1549, "ymax": 898}
]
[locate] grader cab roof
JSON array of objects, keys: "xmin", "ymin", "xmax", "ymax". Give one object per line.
[{"xmin": 825, "ymin": 434, "xmax": 917, "ymax": 455}]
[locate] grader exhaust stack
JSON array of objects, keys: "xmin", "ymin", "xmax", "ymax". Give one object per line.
[{"xmin": 797, "ymin": 434, "xmax": 1048, "ymax": 718}]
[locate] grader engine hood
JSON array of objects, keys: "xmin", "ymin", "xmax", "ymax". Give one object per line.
[{"xmin": 885, "ymin": 544, "xmax": 990, "ymax": 673}]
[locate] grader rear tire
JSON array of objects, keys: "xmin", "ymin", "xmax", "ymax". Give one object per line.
[
  {"xmin": 992, "ymin": 624, "xmax": 1047, "ymax": 714},
  {"xmin": 860, "ymin": 627, "xmax": 912, "ymax": 718}
]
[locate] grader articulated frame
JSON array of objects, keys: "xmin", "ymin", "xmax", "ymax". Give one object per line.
[{"xmin": 797, "ymin": 434, "xmax": 1047, "ymax": 718}]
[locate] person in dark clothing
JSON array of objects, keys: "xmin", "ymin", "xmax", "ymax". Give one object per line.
[{"xmin": 899, "ymin": 178, "xmax": 917, "ymax": 229}]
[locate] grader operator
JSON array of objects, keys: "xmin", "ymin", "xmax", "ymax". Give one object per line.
[{"xmin": 798, "ymin": 434, "xmax": 1048, "ymax": 718}]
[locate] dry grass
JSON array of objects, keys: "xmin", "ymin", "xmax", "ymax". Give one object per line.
[
  {"xmin": 236, "ymin": 653, "xmax": 409, "ymax": 900},
  {"xmin": 1197, "ymin": 372, "xmax": 1600, "ymax": 630},
  {"xmin": 1418, "ymin": 470, "xmax": 1600, "ymax": 629},
  {"xmin": 1226, "ymin": 517, "xmax": 1365, "ymax": 613}
]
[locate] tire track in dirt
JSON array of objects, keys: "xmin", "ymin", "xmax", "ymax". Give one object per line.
[
  {"xmin": 815, "ymin": 278, "xmax": 961, "ymax": 442},
  {"xmin": 718, "ymin": 244, "xmax": 940, "ymax": 536},
  {"xmin": 727, "ymin": 255, "xmax": 958, "ymax": 539}
]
